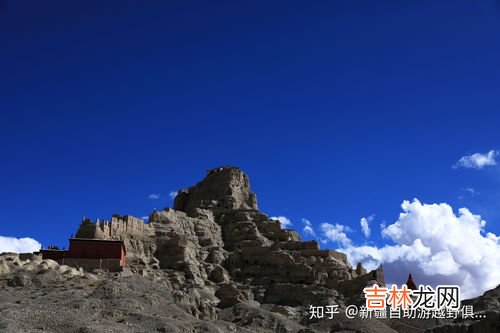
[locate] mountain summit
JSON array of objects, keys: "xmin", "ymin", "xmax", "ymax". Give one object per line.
[{"xmin": 174, "ymin": 166, "xmax": 258, "ymax": 214}]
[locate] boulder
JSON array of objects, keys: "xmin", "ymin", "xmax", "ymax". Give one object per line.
[
  {"xmin": 209, "ymin": 265, "xmax": 230, "ymax": 283},
  {"xmin": 7, "ymin": 273, "xmax": 31, "ymax": 287},
  {"xmin": 0, "ymin": 257, "xmax": 10, "ymax": 275},
  {"xmin": 215, "ymin": 283, "xmax": 248, "ymax": 308}
]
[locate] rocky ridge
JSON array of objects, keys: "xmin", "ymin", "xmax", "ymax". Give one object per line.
[{"xmin": 0, "ymin": 166, "xmax": 498, "ymax": 332}]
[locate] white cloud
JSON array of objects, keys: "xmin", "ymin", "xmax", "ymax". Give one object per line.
[
  {"xmin": 271, "ymin": 216, "xmax": 293, "ymax": 229},
  {"xmin": 0, "ymin": 236, "xmax": 41, "ymax": 253},
  {"xmin": 320, "ymin": 223, "xmax": 352, "ymax": 247},
  {"xmin": 329, "ymin": 199, "xmax": 500, "ymax": 299},
  {"xmin": 459, "ymin": 187, "xmax": 479, "ymax": 200},
  {"xmin": 148, "ymin": 193, "xmax": 161, "ymax": 200},
  {"xmin": 169, "ymin": 191, "xmax": 178, "ymax": 200},
  {"xmin": 487, "ymin": 232, "xmax": 500, "ymax": 244},
  {"xmin": 302, "ymin": 218, "xmax": 316, "ymax": 236},
  {"xmin": 141, "ymin": 216, "xmax": 149, "ymax": 221},
  {"xmin": 360, "ymin": 215, "xmax": 374, "ymax": 238},
  {"xmin": 454, "ymin": 150, "xmax": 498, "ymax": 169},
  {"xmin": 463, "ymin": 187, "xmax": 477, "ymax": 195}
]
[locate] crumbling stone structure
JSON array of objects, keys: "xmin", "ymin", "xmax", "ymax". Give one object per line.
[
  {"xmin": 70, "ymin": 166, "xmax": 385, "ymax": 305},
  {"xmin": 76, "ymin": 214, "xmax": 149, "ymax": 240},
  {"xmin": 152, "ymin": 166, "xmax": 385, "ymax": 305},
  {"xmin": 174, "ymin": 166, "xmax": 258, "ymax": 215}
]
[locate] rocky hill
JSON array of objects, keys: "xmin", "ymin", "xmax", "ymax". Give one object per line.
[{"xmin": 0, "ymin": 166, "xmax": 498, "ymax": 332}]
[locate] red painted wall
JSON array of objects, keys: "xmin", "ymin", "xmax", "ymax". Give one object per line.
[{"xmin": 68, "ymin": 240, "xmax": 126, "ymax": 266}]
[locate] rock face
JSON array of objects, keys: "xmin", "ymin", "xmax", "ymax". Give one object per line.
[
  {"xmin": 56, "ymin": 166, "xmax": 392, "ymax": 331},
  {"xmin": 150, "ymin": 166, "xmax": 380, "ymax": 304},
  {"xmin": 427, "ymin": 284, "xmax": 500, "ymax": 333},
  {"xmin": 3, "ymin": 166, "xmax": 489, "ymax": 332},
  {"xmin": 150, "ymin": 208, "xmax": 226, "ymax": 287},
  {"xmin": 72, "ymin": 166, "xmax": 380, "ymax": 300},
  {"xmin": 174, "ymin": 166, "xmax": 258, "ymax": 215}
]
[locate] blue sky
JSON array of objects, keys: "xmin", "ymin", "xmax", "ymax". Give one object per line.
[{"xmin": 1, "ymin": 1, "xmax": 500, "ymax": 297}]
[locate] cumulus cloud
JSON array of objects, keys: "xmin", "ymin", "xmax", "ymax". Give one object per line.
[
  {"xmin": 320, "ymin": 223, "xmax": 352, "ymax": 247},
  {"xmin": 454, "ymin": 150, "xmax": 498, "ymax": 169},
  {"xmin": 148, "ymin": 193, "xmax": 161, "ymax": 200},
  {"xmin": 0, "ymin": 236, "xmax": 41, "ymax": 253},
  {"xmin": 330, "ymin": 199, "xmax": 500, "ymax": 298},
  {"xmin": 360, "ymin": 215, "xmax": 374, "ymax": 238},
  {"xmin": 302, "ymin": 218, "xmax": 316, "ymax": 236},
  {"xmin": 271, "ymin": 216, "xmax": 293, "ymax": 229},
  {"xmin": 329, "ymin": 199, "xmax": 500, "ymax": 299},
  {"xmin": 169, "ymin": 191, "xmax": 178, "ymax": 200}
]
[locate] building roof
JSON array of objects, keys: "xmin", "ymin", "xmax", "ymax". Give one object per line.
[{"xmin": 69, "ymin": 238, "xmax": 125, "ymax": 245}]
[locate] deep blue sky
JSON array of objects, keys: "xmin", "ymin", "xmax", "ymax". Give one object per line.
[{"xmin": 1, "ymin": 1, "xmax": 500, "ymax": 252}]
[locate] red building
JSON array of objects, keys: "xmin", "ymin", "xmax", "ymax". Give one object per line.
[
  {"xmin": 41, "ymin": 238, "xmax": 126, "ymax": 268},
  {"xmin": 68, "ymin": 238, "xmax": 126, "ymax": 267}
]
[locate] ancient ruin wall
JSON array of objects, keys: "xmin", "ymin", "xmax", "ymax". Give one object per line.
[{"xmin": 75, "ymin": 214, "xmax": 150, "ymax": 241}]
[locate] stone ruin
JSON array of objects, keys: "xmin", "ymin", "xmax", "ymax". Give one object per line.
[
  {"xmin": 76, "ymin": 214, "xmax": 149, "ymax": 240},
  {"xmin": 72, "ymin": 166, "xmax": 385, "ymax": 306}
]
